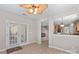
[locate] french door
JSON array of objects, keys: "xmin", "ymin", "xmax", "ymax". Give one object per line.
[
  {"xmin": 20, "ymin": 24, "xmax": 27, "ymax": 44},
  {"xmin": 6, "ymin": 22, "xmax": 27, "ymax": 49}
]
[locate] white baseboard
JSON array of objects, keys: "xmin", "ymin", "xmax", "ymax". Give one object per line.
[
  {"xmin": 49, "ymin": 45, "xmax": 76, "ymax": 54},
  {"xmin": 19, "ymin": 41, "xmax": 36, "ymax": 46},
  {"xmin": 0, "ymin": 41, "xmax": 36, "ymax": 52},
  {"xmin": 0, "ymin": 49, "xmax": 6, "ymax": 52}
]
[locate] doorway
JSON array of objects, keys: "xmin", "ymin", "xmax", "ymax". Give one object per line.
[{"xmin": 41, "ymin": 20, "xmax": 49, "ymax": 47}]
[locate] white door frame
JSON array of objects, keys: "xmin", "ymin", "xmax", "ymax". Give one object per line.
[{"xmin": 37, "ymin": 18, "xmax": 49, "ymax": 44}]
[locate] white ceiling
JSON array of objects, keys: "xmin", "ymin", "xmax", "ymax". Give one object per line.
[
  {"xmin": 0, "ymin": 4, "xmax": 49, "ymax": 20},
  {"xmin": 0, "ymin": 4, "xmax": 79, "ymax": 21}
]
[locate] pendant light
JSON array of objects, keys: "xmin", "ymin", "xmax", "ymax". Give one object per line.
[{"xmin": 60, "ymin": 17, "xmax": 64, "ymax": 27}]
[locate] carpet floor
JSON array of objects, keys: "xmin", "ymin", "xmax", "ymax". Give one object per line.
[{"xmin": 10, "ymin": 40, "xmax": 69, "ymax": 54}]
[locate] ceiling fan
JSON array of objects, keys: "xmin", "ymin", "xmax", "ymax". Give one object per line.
[{"xmin": 20, "ymin": 4, "xmax": 48, "ymax": 14}]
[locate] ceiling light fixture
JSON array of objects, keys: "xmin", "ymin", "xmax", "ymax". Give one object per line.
[
  {"xmin": 60, "ymin": 17, "xmax": 64, "ymax": 27},
  {"xmin": 20, "ymin": 4, "xmax": 48, "ymax": 14}
]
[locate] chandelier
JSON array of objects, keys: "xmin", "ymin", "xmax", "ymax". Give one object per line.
[{"xmin": 20, "ymin": 4, "xmax": 48, "ymax": 14}]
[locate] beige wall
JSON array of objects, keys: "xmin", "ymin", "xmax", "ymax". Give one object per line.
[{"xmin": 0, "ymin": 11, "xmax": 37, "ymax": 50}]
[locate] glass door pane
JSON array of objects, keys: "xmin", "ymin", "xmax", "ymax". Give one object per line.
[
  {"xmin": 9, "ymin": 23, "xmax": 18, "ymax": 46},
  {"xmin": 20, "ymin": 24, "xmax": 27, "ymax": 43}
]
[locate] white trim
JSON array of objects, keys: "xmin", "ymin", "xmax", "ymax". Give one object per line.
[
  {"xmin": 38, "ymin": 18, "xmax": 49, "ymax": 44},
  {"xmin": 0, "ymin": 49, "xmax": 6, "ymax": 52},
  {"xmin": 49, "ymin": 45, "xmax": 76, "ymax": 54},
  {"xmin": 0, "ymin": 41, "xmax": 36, "ymax": 52},
  {"xmin": 6, "ymin": 41, "xmax": 36, "ymax": 49},
  {"xmin": 40, "ymin": 18, "xmax": 48, "ymax": 22},
  {"xmin": 19, "ymin": 41, "xmax": 36, "ymax": 46}
]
